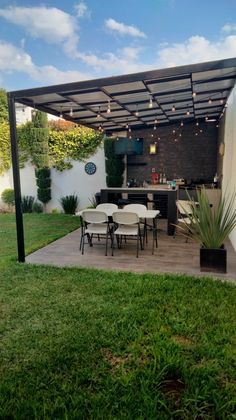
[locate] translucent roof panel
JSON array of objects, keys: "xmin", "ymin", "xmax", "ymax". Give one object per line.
[{"xmin": 10, "ymin": 57, "xmax": 236, "ymax": 133}]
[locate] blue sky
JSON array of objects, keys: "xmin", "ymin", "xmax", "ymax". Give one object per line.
[{"xmin": 0, "ymin": 0, "xmax": 236, "ymax": 91}]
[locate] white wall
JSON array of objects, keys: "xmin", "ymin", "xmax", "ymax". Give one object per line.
[
  {"xmin": 222, "ymin": 84, "xmax": 236, "ymax": 250},
  {"xmin": 0, "ymin": 146, "xmax": 106, "ymax": 211}
]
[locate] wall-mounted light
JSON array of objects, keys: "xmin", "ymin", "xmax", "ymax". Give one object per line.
[{"xmin": 149, "ymin": 143, "xmax": 157, "ymax": 154}]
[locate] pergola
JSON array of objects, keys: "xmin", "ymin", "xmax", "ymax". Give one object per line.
[{"xmin": 7, "ymin": 57, "xmax": 236, "ymax": 262}]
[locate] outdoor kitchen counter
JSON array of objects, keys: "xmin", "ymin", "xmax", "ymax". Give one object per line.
[{"xmin": 100, "ymin": 187, "xmax": 177, "ymax": 235}]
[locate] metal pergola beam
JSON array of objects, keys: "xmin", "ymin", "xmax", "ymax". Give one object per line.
[{"xmin": 7, "ymin": 95, "xmax": 25, "ymax": 263}]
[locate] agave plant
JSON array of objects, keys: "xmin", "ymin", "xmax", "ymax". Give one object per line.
[
  {"xmin": 60, "ymin": 194, "xmax": 79, "ymax": 214},
  {"xmin": 178, "ymin": 188, "xmax": 236, "ymax": 249}
]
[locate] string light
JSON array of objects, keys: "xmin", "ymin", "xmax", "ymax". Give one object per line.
[
  {"xmin": 196, "ymin": 119, "xmax": 199, "ymax": 126},
  {"xmin": 154, "ymin": 119, "xmax": 158, "ymax": 124},
  {"xmin": 205, "ymin": 115, "xmax": 208, "ymax": 121},
  {"xmin": 208, "ymin": 98, "xmax": 212, "ymax": 104},
  {"xmin": 69, "ymin": 107, "xmax": 73, "ymax": 117},
  {"xmin": 135, "ymin": 104, "xmax": 139, "ymax": 117},
  {"xmin": 107, "ymin": 100, "xmax": 111, "ymax": 113},
  {"xmin": 154, "ymin": 125, "xmax": 157, "ymax": 130},
  {"xmin": 192, "ymin": 91, "xmax": 196, "ymax": 98},
  {"xmin": 180, "ymin": 120, "xmax": 184, "ymax": 127},
  {"xmin": 149, "ymin": 96, "xmax": 153, "ymax": 108},
  {"xmin": 179, "ymin": 133, "xmax": 182, "ymax": 137},
  {"xmin": 59, "ymin": 107, "xmax": 63, "ymax": 118},
  {"xmin": 97, "ymin": 106, "xmax": 101, "ymax": 118},
  {"xmin": 186, "ymin": 109, "xmax": 190, "ymax": 116},
  {"xmin": 172, "ymin": 105, "xmax": 176, "ymax": 112},
  {"xmin": 172, "ymin": 129, "xmax": 176, "ymax": 134}
]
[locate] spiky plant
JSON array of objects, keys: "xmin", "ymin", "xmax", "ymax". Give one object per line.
[{"xmin": 177, "ymin": 188, "xmax": 236, "ymax": 248}]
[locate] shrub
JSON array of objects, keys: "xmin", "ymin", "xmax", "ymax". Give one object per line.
[
  {"xmin": 32, "ymin": 201, "xmax": 43, "ymax": 213},
  {"xmin": 106, "ymin": 175, "xmax": 123, "ymax": 187},
  {"xmin": 1, "ymin": 188, "xmax": 15, "ymax": 207},
  {"xmin": 60, "ymin": 195, "xmax": 79, "ymax": 214},
  {"xmin": 35, "ymin": 167, "xmax": 51, "ymax": 205},
  {"xmin": 21, "ymin": 196, "xmax": 34, "ymax": 213},
  {"xmin": 104, "ymin": 138, "xmax": 124, "ymax": 188}
]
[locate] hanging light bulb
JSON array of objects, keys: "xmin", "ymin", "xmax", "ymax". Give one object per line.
[
  {"xmin": 192, "ymin": 91, "xmax": 196, "ymax": 98},
  {"xmin": 154, "ymin": 118, "xmax": 158, "ymax": 124},
  {"xmin": 107, "ymin": 100, "xmax": 111, "ymax": 113},
  {"xmin": 172, "ymin": 105, "xmax": 176, "ymax": 112},
  {"xmin": 179, "ymin": 133, "xmax": 182, "ymax": 137},
  {"xmin": 158, "ymin": 137, "xmax": 161, "ymax": 140},
  {"xmin": 220, "ymin": 98, "xmax": 224, "ymax": 105},
  {"xmin": 205, "ymin": 115, "xmax": 208, "ymax": 121},
  {"xmin": 216, "ymin": 123, "xmax": 219, "ymax": 128},
  {"xmin": 128, "ymin": 127, "xmax": 131, "ymax": 133},
  {"xmin": 59, "ymin": 107, "xmax": 63, "ymax": 118},
  {"xmin": 97, "ymin": 106, "xmax": 101, "ymax": 118},
  {"xmin": 151, "ymin": 133, "xmax": 154, "ymax": 137},
  {"xmin": 195, "ymin": 132, "xmax": 198, "ymax": 136},
  {"xmin": 180, "ymin": 120, "xmax": 184, "ymax": 127},
  {"xmin": 208, "ymin": 98, "xmax": 212, "ymax": 104},
  {"xmin": 69, "ymin": 107, "xmax": 73, "ymax": 117},
  {"xmin": 149, "ymin": 96, "xmax": 153, "ymax": 108},
  {"xmin": 126, "ymin": 121, "xmax": 129, "ymax": 129},
  {"xmin": 186, "ymin": 109, "xmax": 190, "ymax": 116},
  {"xmin": 129, "ymin": 135, "xmax": 132, "ymax": 139},
  {"xmin": 200, "ymin": 129, "xmax": 203, "ymax": 133},
  {"xmin": 154, "ymin": 125, "xmax": 157, "ymax": 130},
  {"xmin": 196, "ymin": 119, "xmax": 199, "ymax": 126},
  {"xmin": 135, "ymin": 104, "xmax": 139, "ymax": 117},
  {"xmin": 172, "ymin": 129, "xmax": 176, "ymax": 134}
]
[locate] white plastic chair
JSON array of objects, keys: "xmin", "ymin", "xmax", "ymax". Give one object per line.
[
  {"xmin": 124, "ymin": 203, "xmax": 148, "ymax": 244},
  {"xmin": 175, "ymin": 200, "xmax": 193, "ymax": 242},
  {"xmin": 112, "ymin": 211, "xmax": 142, "ymax": 258},
  {"xmin": 81, "ymin": 210, "xmax": 112, "ymax": 255},
  {"xmin": 96, "ymin": 203, "xmax": 118, "ymax": 212}
]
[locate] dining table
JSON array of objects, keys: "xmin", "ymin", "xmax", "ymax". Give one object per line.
[{"xmin": 76, "ymin": 208, "xmax": 160, "ymax": 254}]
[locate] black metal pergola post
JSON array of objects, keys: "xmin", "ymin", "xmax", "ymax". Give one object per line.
[{"xmin": 7, "ymin": 94, "xmax": 25, "ymax": 263}]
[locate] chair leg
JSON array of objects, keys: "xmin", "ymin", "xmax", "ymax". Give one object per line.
[
  {"xmin": 81, "ymin": 230, "xmax": 85, "ymax": 255},
  {"xmin": 105, "ymin": 227, "xmax": 109, "ymax": 256},
  {"xmin": 136, "ymin": 232, "xmax": 139, "ymax": 258}
]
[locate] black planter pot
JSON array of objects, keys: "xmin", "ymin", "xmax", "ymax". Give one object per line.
[{"xmin": 200, "ymin": 246, "xmax": 227, "ymax": 273}]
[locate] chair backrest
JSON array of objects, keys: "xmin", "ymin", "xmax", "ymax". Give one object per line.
[
  {"xmin": 113, "ymin": 211, "xmax": 139, "ymax": 225},
  {"xmin": 82, "ymin": 210, "xmax": 108, "ymax": 224},
  {"xmin": 123, "ymin": 204, "xmax": 147, "ymax": 212},
  {"xmin": 176, "ymin": 200, "xmax": 193, "ymax": 216},
  {"xmin": 96, "ymin": 203, "xmax": 118, "ymax": 211}
]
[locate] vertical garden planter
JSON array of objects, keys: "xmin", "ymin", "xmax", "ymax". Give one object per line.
[{"xmin": 200, "ymin": 247, "xmax": 227, "ymax": 273}]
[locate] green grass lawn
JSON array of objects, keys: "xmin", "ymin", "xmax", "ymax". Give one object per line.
[{"xmin": 0, "ymin": 214, "xmax": 236, "ymax": 419}]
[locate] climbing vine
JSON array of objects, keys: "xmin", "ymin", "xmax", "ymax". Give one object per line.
[
  {"xmin": 0, "ymin": 121, "xmax": 11, "ymax": 175},
  {"xmin": 48, "ymin": 122, "xmax": 103, "ymax": 171}
]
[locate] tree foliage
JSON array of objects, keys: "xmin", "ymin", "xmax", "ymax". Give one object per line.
[{"xmin": 0, "ymin": 88, "xmax": 8, "ymax": 122}]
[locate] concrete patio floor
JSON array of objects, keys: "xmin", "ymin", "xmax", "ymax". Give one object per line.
[{"xmin": 26, "ymin": 220, "xmax": 236, "ymax": 282}]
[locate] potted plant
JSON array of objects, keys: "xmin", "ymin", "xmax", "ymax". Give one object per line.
[{"xmin": 177, "ymin": 188, "xmax": 236, "ymax": 273}]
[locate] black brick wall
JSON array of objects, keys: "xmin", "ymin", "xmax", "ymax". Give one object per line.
[{"xmin": 127, "ymin": 121, "xmax": 218, "ymax": 185}]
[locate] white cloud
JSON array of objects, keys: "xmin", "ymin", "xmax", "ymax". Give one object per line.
[
  {"xmin": 0, "ymin": 41, "xmax": 91, "ymax": 86},
  {"xmin": 74, "ymin": 2, "xmax": 90, "ymax": 18},
  {"xmin": 156, "ymin": 35, "xmax": 236, "ymax": 68},
  {"xmin": 222, "ymin": 23, "xmax": 236, "ymax": 33},
  {"xmin": 0, "ymin": 6, "xmax": 79, "ymax": 57},
  {"xmin": 105, "ymin": 18, "xmax": 146, "ymax": 38}
]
